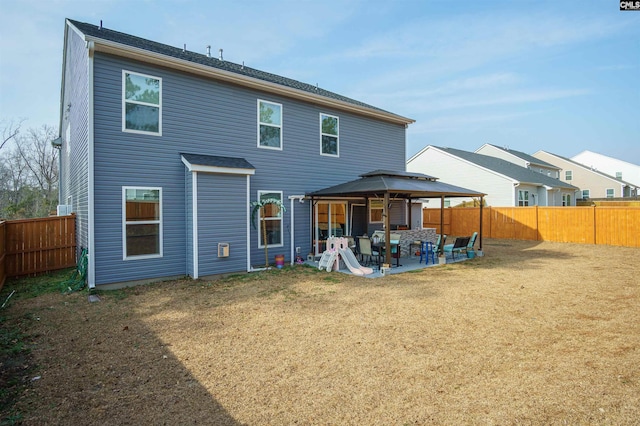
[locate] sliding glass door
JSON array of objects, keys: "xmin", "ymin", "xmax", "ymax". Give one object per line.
[{"xmin": 315, "ymin": 202, "xmax": 347, "ymax": 254}]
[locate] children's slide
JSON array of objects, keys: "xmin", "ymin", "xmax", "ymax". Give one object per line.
[{"xmin": 338, "ymin": 247, "xmax": 374, "ymax": 276}]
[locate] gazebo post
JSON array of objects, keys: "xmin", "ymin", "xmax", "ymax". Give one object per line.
[
  {"xmin": 479, "ymin": 196, "xmax": 484, "ymax": 252},
  {"xmin": 384, "ymin": 192, "xmax": 391, "ymax": 266},
  {"xmin": 440, "ymin": 195, "xmax": 445, "ymax": 236}
]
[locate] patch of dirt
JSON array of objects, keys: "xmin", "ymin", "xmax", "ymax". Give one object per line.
[{"xmin": 4, "ymin": 239, "xmax": 640, "ymax": 424}]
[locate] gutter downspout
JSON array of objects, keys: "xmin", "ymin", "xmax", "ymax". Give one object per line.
[{"xmin": 87, "ymin": 40, "xmax": 96, "ymax": 289}]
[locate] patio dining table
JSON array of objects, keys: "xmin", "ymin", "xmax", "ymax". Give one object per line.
[{"xmin": 372, "ymin": 242, "xmax": 401, "ymax": 268}]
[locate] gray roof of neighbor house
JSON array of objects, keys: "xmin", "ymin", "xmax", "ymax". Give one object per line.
[
  {"xmin": 436, "ymin": 146, "xmax": 579, "ymax": 190},
  {"xmin": 66, "ymin": 19, "xmax": 413, "ymax": 125},
  {"xmin": 308, "ymin": 170, "xmax": 485, "ymax": 198},
  {"xmin": 537, "ymin": 151, "xmax": 637, "ymax": 187},
  {"xmin": 483, "ymin": 144, "xmax": 559, "ymax": 169}
]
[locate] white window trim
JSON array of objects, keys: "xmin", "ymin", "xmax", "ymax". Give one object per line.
[
  {"xmin": 518, "ymin": 190, "xmax": 529, "ymax": 206},
  {"xmin": 257, "ymin": 190, "xmax": 284, "ymax": 249},
  {"xmin": 257, "ymin": 99, "xmax": 283, "ymax": 151},
  {"xmin": 582, "ymin": 189, "xmax": 590, "ymax": 199},
  {"xmin": 122, "ymin": 70, "xmax": 162, "ymax": 136},
  {"xmin": 319, "ymin": 113, "xmax": 339, "ymax": 157},
  {"xmin": 565, "ymin": 170, "xmax": 572, "ymax": 181},
  {"xmin": 369, "ymin": 199, "xmax": 384, "ymax": 223},
  {"xmin": 606, "ymin": 188, "xmax": 614, "ymax": 198},
  {"xmin": 122, "ymin": 186, "xmax": 163, "ymax": 260}
]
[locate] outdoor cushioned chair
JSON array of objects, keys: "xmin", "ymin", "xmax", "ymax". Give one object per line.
[
  {"xmin": 357, "ymin": 236, "xmax": 380, "ymax": 268},
  {"xmin": 443, "ymin": 234, "xmax": 472, "ymax": 260}
]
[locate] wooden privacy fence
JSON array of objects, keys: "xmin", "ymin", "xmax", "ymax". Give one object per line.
[
  {"xmin": 423, "ymin": 206, "xmax": 640, "ymax": 248},
  {"xmin": 0, "ymin": 215, "xmax": 77, "ymax": 289}
]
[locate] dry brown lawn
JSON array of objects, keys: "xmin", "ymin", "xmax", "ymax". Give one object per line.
[{"xmin": 4, "ymin": 239, "xmax": 640, "ymax": 425}]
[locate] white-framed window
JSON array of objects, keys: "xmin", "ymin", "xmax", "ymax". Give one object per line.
[
  {"xmin": 582, "ymin": 189, "xmax": 590, "ymax": 199},
  {"xmin": 369, "ymin": 199, "xmax": 384, "ymax": 223},
  {"xmin": 123, "ymin": 187, "xmax": 163, "ymax": 260},
  {"xmin": 257, "ymin": 190, "xmax": 283, "ymax": 247},
  {"xmin": 320, "ymin": 113, "xmax": 339, "ymax": 156},
  {"xmin": 616, "ymin": 172, "xmax": 623, "ymax": 180},
  {"xmin": 606, "ymin": 188, "xmax": 614, "ymax": 198},
  {"xmin": 66, "ymin": 195, "xmax": 74, "ymax": 213},
  {"xmin": 562, "ymin": 194, "xmax": 571, "ymax": 206},
  {"xmin": 518, "ymin": 190, "xmax": 529, "ymax": 206},
  {"xmin": 565, "ymin": 170, "xmax": 572, "ymax": 181},
  {"xmin": 123, "ymin": 70, "xmax": 162, "ymax": 135},
  {"xmin": 257, "ymin": 100, "xmax": 282, "ymax": 150}
]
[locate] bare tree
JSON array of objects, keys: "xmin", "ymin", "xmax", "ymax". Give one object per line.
[
  {"xmin": 0, "ymin": 123, "xmax": 59, "ymax": 218},
  {"xmin": 1, "ymin": 119, "xmax": 24, "ymax": 151}
]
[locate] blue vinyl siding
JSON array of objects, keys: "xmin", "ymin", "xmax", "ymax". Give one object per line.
[
  {"xmin": 197, "ymin": 173, "xmax": 247, "ymax": 275},
  {"xmin": 60, "ymin": 27, "xmax": 90, "ymax": 255},
  {"xmin": 86, "ymin": 52, "xmax": 405, "ymax": 285}
]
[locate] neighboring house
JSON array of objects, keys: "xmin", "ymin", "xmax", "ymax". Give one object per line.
[
  {"xmin": 406, "ymin": 146, "xmax": 579, "ymax": 207},
  {"xmin": 571, "ymin": 150, "xmax": 640, "ymax": 189},
  {"xmin": 57, "ymin": 19, "xmax": 416, "ymax": 288},
  {"xmin": 475, "ymin": 143, "xmax": 561, "ymax": 179},
  {"xmin": 533, "ymin": 151, "xmax": 638, "ymax": 199}
]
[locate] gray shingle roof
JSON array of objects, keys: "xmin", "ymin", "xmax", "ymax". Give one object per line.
[
  {"xmin": 308, "ymin": 170, "xmax": 484, "ymax": 198},
  {"xmin": 484, "ymin": 144, "xmax": 558, "ymax": 169},
  {"xmin": 181, "ymin": 153, "xmax": 255, "ymax": 170},
  {"xmin": 436, "ymin": 146, "xmax": 579, "ymax": 190},
  {"xmin": 68, "ymin": 19, "xmax": 403, "ymax": 118}
]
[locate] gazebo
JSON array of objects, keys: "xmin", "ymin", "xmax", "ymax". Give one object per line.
[{"xmin": 307, "ymin": 170, "xmax": 485, "ymax": 266}]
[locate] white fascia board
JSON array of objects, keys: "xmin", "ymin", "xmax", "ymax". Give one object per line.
[{"xmin": 88, "ymin": 38, "xmax": 414, "ymax": 126}]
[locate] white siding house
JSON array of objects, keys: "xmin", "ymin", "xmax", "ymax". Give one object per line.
[
  {"xmin": 571, "ymin": 150, "xmax": 640, "ymax": 189},
  {"xmin": 533, "ymin": 150, "xmax": 638, "ymax": 199},
  {"xmin": 407, "ymin": 146, "xmax": 579, "ymax": 207},
  {"xmin": 476, "ymin": 143, "xmax": 560, "ymax": 178}
]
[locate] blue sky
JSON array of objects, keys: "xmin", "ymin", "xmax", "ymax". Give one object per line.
[{"xmin": 1, "ymin": 0, "xmax": 638, "ymax": 162}]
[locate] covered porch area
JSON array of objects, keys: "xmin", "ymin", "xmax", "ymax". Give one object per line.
[{"xmin": 306, "ymin": 170, "xmax": 485, "ymax": 271}]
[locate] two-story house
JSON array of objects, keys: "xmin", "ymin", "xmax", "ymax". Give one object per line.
[
  {"xmin": 57, "ymin": 19, "xmax": 419, "ymax": 288},
  {"xmin": 533, "ymin": 151, "xmax": 638, "ymax": 199},
  {"xmin": 571, "ymin": 150, "xmax": 640, "ymax": 190},
  {"xmin": 475, "ymin": 144, "xmax": 561, "ymax": 179},
  {"xmin": 407, "ymin": 146, "xmax": 578, "ymax": 207}
]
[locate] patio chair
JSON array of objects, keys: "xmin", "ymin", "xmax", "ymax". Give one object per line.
[
  {"xmin": 420, "ymin": 240, "xmax": 436, "ymax": 264},
  {"xmin": 357, "ymin": 236, "xmax": 380, "ymax": 268},
  {"xmin": 443, "ymin": 235, "xmax": 471, "ymax": 260},
  {"xmin": 389, "ymin": 232, "xmax": 401, "ymax": 267},
  {"xmin": 466, "ymin": 232, "xmax": 478, "ymax": 254},
  {"xmin": 435, "ymin": 234, "xmax": 446, "ymax": 257}
]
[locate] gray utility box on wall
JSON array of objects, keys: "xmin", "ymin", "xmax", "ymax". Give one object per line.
[{"xmin": 218, "ymin": 243, "xmax": 229, "ymax": 257}]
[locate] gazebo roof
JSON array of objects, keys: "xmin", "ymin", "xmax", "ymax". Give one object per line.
[{"xmin": 307, "ymin": 170, "xmax": 484, "ymax": 199}]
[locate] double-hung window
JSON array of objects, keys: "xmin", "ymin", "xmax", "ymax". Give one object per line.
[
  {"xmin": 258, "ymin": 100, "xmax": 282, "ymax": 149},
  {"xmin": 518, "ymin": 190, "xmax": 529, "ymax": 206},
  {"xmin": 123, "ymin": 71, "xmax": 161, "ymax": 135},
  {"xmin": 123, "ymin": 187, "xmax": 162, "ymax": 259},
  {"xmin": 257, "ymin": 191, "xmax": 283, "ymax": 247},
  {"xmin": 606, "ymin": 188, "xmax": 614, "ymax": 198},
  {"xmin": 320, "ymin": 113, "xmax": 339, "ymax": 156},
  {"xmin": 565, "ymin": 170, "xmax": 572, "ymax": 181},
  {"xmin": 582, "ymin": 189, "xmax": 590, "ymax": 199},
  {"xmin": 369, "ymin": 199, "xmax": 383, "ymax": 223}
]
